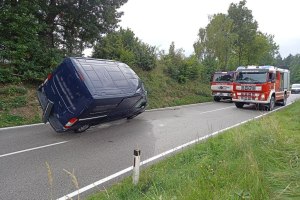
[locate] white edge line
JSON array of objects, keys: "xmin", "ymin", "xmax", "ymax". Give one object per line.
[
  {"xmin": 0, "ymin": 141, "xmax": 68, "ymax": 158},
  {"xmin": 146, "ymin": 102, "xmax": 213, "ymax": 112},
  {"xmin": 57, "ymin": 101, "xmax": 295, "ymax": 200},
  {"xmin": 0, "ymin": 123, "xmax": 44, "ymax": 131}
]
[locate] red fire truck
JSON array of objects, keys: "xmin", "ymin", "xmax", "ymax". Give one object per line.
[
  {"xmin": 232, "ymin": 65, "xmax": 290, "ymax": 111},
  {"xmin": 211, "ymin": 71, "xmax": 235, "ymax": 102}
]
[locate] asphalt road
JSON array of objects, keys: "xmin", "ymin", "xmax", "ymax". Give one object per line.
[{"xmin": 1, "ymin": 95, "xmax": 299, "ymax": 200}]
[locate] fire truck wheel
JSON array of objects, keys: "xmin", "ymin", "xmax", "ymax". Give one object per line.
[
  {"xmin": 281, "ymin": 94, "xmax": 287, "ymax": 106},
  {"xmin": 235, "ymin": 102, "xmax": 244, "ymax": 108},
  {"xmin": 214, "ymin": 96, "xmax": 221, "ymax": 102},
  {"xmin": 267, "ymin": 96, "xmax": 275, "ymax": 111}
]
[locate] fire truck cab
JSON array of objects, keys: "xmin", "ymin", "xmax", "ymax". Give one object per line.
[
  {"xmin": 211, "ymin": 71, "xmax": 235, "ymax": 102},
  {"xmin": 232, "ymin": 65, "xmax": 290, "ymax": 111}
]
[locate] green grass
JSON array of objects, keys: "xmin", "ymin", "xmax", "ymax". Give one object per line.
[
  {"xmin": 0, "ymin": 84, "xmax": 41, "ymax": 127},
  {"xmin": 131, "ymin": 64, "xmax": 211, "ymax": 109},
  {"xmin": 87, "ymin": 101, "xmax": 300, "ymax": 200}
]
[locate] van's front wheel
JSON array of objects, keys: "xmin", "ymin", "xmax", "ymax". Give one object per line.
[{"xmin": 74, "ymin": 124, "xmax": 90, "ymax": 133}]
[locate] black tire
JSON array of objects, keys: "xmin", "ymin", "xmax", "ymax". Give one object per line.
[
  {"xmin": 73, "ymin": 124, "xmax": 90, "ymax": 133},
  {"xmin": 267, "ymin": 96, "xmax": 275, "ymax": 111},
  {"xmin": 214, "ymin": 96, "xmax": 221, "ymax": 102},
  {"xmin": 258, "ymin": 103, "xmax": 265, "ymax": 111},
  {"xmin": 235, "ymin": 102, "xmax": 244, "ymax": 108},
  {"xmin": 127, "ymin": 112, "xmax": 141, "ymax": 120},
  {"xmin": 281, "ymin": 94, "xmax": 287, "ymax": 106}
]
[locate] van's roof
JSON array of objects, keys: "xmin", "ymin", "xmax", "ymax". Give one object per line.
[{"xmin": 70, "ymin": 57, "xmax": 139, "ymax": 98}]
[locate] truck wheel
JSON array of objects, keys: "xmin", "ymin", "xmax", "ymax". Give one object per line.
[
  {"xmin": 281, "ymin": 94, "xmax": 287, "ymax": 106},
  {"xmin": 214, "ymin": 96, "xmax": 221, "ymax": 102},
  {"xmin": 74, "ymin": 124, "xmax": 90, "ymax": 133},
  {"xmin": 235, "ymin": 102, "xmax": 244, "ymax": 108},
  {"xmin": 267, "ymin": 96, "xmax": 275, "ymax": 111}
]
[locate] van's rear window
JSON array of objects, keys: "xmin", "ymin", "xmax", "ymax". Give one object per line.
[{"xmin": 54, "ymin": 66, "xmax": 84, "ymax": 112}]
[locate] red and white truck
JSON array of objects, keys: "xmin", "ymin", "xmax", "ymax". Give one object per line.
[
  {"xmin": 211, "ymin": 71, "xmax": 235, "ymax": 102},
  {"xmin": 232, "ymin": 65, "xmax": 290, "ymax": 110}
]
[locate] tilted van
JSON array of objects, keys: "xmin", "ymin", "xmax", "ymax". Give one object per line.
[{"xmin": 37, "ymin": 57, "xmax": 147, "ymax": 133}]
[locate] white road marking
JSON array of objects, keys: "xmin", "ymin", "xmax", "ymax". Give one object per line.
[
  {"xmin": 0, "ymin": 123, "xmax": 45, "ymax": 131},
  {"xmin": 0, "ymin": 141, "xmax": 68, "ymax": 158},
  {"xmin": 57, "ymin": 102, "xmax": 293, "ymax": 200}
]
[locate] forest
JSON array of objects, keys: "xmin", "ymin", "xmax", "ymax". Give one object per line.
[{"xmin": 1, "ymin": 0, "xmax": 300, "ymax": 84}]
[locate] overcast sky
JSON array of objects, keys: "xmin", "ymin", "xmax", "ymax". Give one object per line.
[{"xmin": 118, "ymin": 0, "xmax": 300, "ymax": 58}]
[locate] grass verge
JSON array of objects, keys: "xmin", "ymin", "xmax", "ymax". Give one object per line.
[
  {"xmin": 87, "ymin": 101, "xmax": 300, "ymax": 200},
  {"xmin": 0, "ymin": 84, "xmax": 41, "ymax": 128}
]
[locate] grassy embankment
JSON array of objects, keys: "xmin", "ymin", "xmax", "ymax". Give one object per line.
[
  {"xmin": 0, "ymin": 64, "xmax": 211, "ymax": 128},
  {"xmin": 87, "ymin": 101, "xmax": 300, "ymax": 200}
]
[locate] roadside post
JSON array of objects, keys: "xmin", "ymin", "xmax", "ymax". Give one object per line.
[{"xmin": 133, "ymin": 149, "xmax": 141, "ymax": 185}]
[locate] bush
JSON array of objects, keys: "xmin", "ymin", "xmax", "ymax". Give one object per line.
[
  {"xmin": 0, "ymin": 67, "xmax": 21, "ymax": 83},
  {"xmin": 93, "ymin": 28, "xmax": 157, "ymax": 71}
]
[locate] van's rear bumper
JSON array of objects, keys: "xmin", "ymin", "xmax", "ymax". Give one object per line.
[{"xmin": 37, "ymin": 86, "xmax": 65, "ymax": 132}]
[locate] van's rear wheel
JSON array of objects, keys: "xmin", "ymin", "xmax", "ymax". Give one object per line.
[{"xmin": 74, "ymin": 124, "xmax": 90, "ymax": 133}]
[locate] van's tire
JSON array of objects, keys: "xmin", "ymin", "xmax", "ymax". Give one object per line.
[
  {"xmin": 127, "ymin": 113, "xmax": 140, "ymax": 120},
  {"xmin": 74, "ymin": 124, "xmax": 90, "ymax": 133},
  {"xmin": 267, "ymin": 96, "xmax": 275, "ymax": 111},
  {"xmin": 235, "ymin": 102, "xmax": 244, "ymax": 108},
  {"xmin": 214, "ymin": 96, "xmax": 221, "ymax": 102}
]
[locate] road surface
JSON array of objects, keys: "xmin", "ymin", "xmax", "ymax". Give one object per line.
[{"xmin": 0, "ymin": 95, "xmax": 299, "ymax": 199}]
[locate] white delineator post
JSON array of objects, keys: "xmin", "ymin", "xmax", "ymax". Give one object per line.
[{"xmin": 133, "ymin": 149, "xmax": 141, "ymax": 185}]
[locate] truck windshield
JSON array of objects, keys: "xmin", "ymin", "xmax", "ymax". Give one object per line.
[
  {"xmin": 213, "ymin": 73, "xmax": 233, "ymax": 82},
  {"xmin": 235, "ymin": 72, "xmax": 267, "ymax": 83}
]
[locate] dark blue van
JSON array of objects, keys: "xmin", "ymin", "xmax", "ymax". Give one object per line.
[{"xmin": 37, "ymin": 57, "xmax": 147, "ymax": 133}]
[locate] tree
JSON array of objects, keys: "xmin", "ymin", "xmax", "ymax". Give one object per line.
[
  {"xmin": 93, "ymin": 28, "xmax": 157, "ymax": 71},
  {"xmin": 193, "ymin": 28, "xmax": 207, "ymax": 62},
  {"xmin": 205, "ymin": 14, "xmax": 235, "ymax": 70},
  {"xmin": 162, "ymin": 42, "xmax": 201, "ymax": 83},
  {"xmin": 228, "ymin": 0, "xmax": 258, "ymax": 65},
  {"xmin": 35, "ymin": 0, "xmax": 128, "ymax": 55},
  {"xmin": 246, "ymin": 32, "xmax": 279, "ymax": 65},
  {"xmin": 0, "ymin": 0, "xmax": 128, "ymax": 82},
  {"xmin": 288, "ymin": 54, "xmax": 300, "ymax": 83},
  {"xmin": 0, "ymin": 1, "xmax": 46, "ymax": 82}
]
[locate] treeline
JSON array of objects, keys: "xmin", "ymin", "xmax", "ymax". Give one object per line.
[
  {"xmin": 0, "ymin": 0, "xmax": 128, "ymax": 82},
  {"xmin": 1, "ymin": 0, "xmax": 300, "ymax": 84}
]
